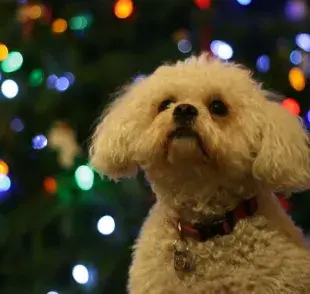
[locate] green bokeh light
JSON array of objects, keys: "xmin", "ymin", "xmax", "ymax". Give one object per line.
[
  {"xmin": 74, "ymin": 165, "xmax": 94, "ymax": 191},
  {"xmin": 29, "ymin": 69, "xmax": 44, "ymax": 86},
  {"xmin": 1, "ymin": 51, "xmax": 23, "ymax": 73},
  {"xmin": 69, "ymin": 15, "xmax": 92, "ymax": 30}
]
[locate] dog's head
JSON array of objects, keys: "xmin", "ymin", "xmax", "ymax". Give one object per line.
[{"xmin": 89, "ymin": 54, "xmax": 310, "ymax": 193}]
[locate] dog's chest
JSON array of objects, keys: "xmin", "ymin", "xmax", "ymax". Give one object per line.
[{"xmin": 129, "ymin": 214, "xmax": 310, "ymax": 293}]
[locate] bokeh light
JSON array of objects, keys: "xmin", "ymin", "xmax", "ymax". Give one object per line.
[
  {"xmin": 97, "ymin": 215, "xmax": 116, "ymax": 235},
  {"xmin": 46, "ymin": 74, "xmax": 58, "ymax": 89},
  {"xmin": 1, "ymin": 79, "xmax": 19, "ymax": 99},
  {"xmin": 1, "ymin": 51, "xmax": 23, "ymax": 73},
  {"xmin": 64, "ymin": 72, "xmax": 75, "ymax": 85},
  {"xmin": 32, "ymin": 134, "xmax": 48, "ymax": 150},
  {"xmin": 74, "ymin": 165, "xmax": 94, "ymax": 191},
  {"xmin": 0, "ymin": 160, "xmax": 9, "ymax": 175},
  {"xmin": 306, "ymin": 109, "xmax": 310, "ymax": 124},
  {"xmin": 29, "ymin": 69, "xmax": 44, "ymax": 86},
  {"xmin": 177, "ymin": 39, "xmax": 192, "ymax": 54},
  {"xmin": 256, "ymin": 55, "xmax": 270, "ymax": 72},
  {"xmin": 237, "ymin": 0, "xmax": 252, "ymax": 5},
  {"xmin": 43, "ymin": 177, "xmax": 57, "ymax": 194},
  {"xmin": 10, "ymin": 117, "xmax": 24, "ymax": 132},
  {"xmin": 69, "ymin": 15, "xmax": 89, "ymax": 30},
  {"xmin": 210, "ymin": 40, "xmax": 233, "ymax": 60},
  {"xmin": 296, "ymin": 33, "xmax": 310, "ymax": 52},
  {"xmin": 0, "ymin": 175, "xmax": 11, "ymax": 192},
  {"xmin": 289, "ymin": 50, "xmax": 302, "ymax": 65},
  {"xmin": 288, "ymin": 67, "xmax": 306, "ymax": 91},
  {"xmin": 194, "ymin": 0, "xmax": 211, "ymax": 9},
  {"xmin": 0, "ymin": 44, "xmax": 8, "ymax": 61},
  {"xmin": 72, "ymin": 265, "xmax": 89, "ymax": 285},
  {"xmin": 285, "ymin": 0, "xmax": 307, "ymax": 21},
  {"xmin": 28, "ymin": 5, "xmax": 42, "ymax": 19},
  {"xmin": 52, "ymin": 18, "xmax": 68, "ymax": 34},
  {"xmin": 282, "ymin": 98, "xmax": 301, "ymax": 115},
  {"xmin": 55, "ymin": 77, "xmax": 69, "ymax": 92},
  {"xmin": 114, "ymin": 0, "xmax": 134, "ymax": 19},
  {"xmin": 47, "ymin": 291, "xmax": 59, "ymax": 294}
]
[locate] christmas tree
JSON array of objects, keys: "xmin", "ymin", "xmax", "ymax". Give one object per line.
[{"xmin": 0, "ymin": 0, "xmax": 309, "ymax": 293}]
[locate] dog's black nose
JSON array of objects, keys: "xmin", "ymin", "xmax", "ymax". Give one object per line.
[{"xmin": 173, "ymin": 104, "xmax": 198, "ymax": 125}]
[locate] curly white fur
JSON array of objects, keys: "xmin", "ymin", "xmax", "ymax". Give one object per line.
[{"xmin": 90, "ymin": 54, "xmax": 310, "ymax": 293}]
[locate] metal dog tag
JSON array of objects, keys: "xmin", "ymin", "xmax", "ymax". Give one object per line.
[{"xmin": 173, "ymin": 249, "xmax": 192, "ymax": 272}]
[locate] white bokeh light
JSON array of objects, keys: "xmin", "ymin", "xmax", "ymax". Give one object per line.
[
  {"xmin": 210, "ymin": 40, "xmax": 234, "ymax": 60},
  {"xmin": 97, "ymin": 215, "xmax": 115, "ymax": 236},
  {"xmin": 72, "ymin": 264, "xmax": 89, "ymax": 285},
  {"xmin": 1, "ymin": 79, "xmax": 19, "ymax": 99},
  {"xmin": 47, "ymin": 291, "xmax": 59, "ymax": 294}
]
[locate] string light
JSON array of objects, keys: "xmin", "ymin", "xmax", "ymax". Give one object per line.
[
  {"xmin": 177, "ymin": 39, "xmax": 192, "ymax": 54},
  {"xmin": 55, "ymin": 77, "xmax": 70, "ymax": 92},
  {"xmin": 256, "ymin": 55, "xmax": 270, "ymax": 72},
  {"xmin": 72, "ymin": 265, "xmax": 89, "ymax": 285},
  {"xmin": 0, "ymin": 44, "xmax": 8, "ymax": 61},
  {"xmin": 1, "ymin": 51, "xmax": 23, "ymax": 73},
  {"xmin": 0, "ymin": 160, "xmax": 9, "ymax": 175},
  {"xmin": 289, "ymin": 67, "xmax": 306, "ymax": 91},
  {"xmin": 74, "ymin": 165, "xmax": 94, "ymax": 191},
  {"xmin": 43, "ymin": 177, "xmax": 57, "ymax": 194},
  {"xmin": 10, "ymin": 117, "xmax": 24, "ymax": 132},
  {"xmin": 290, "ymin": 50, "xmax": 302, "ymax": 65},
  {"xmin": 32, "ymin": 134, "xmax": 48, "ymax": 150},
  {"xmin": 28, "ymin": 5, "xmax": 42, "ymax": 20},
  {"xmin": 0, "ymin": 175, "xmax": 11, "ymax": 192},
  {"xmin": 210, "ymin": 40, "xmax": 234, "ymax": 60},
  {"xmin": 282, "ymin": 98, "xmax": 301, "ymax": 115},
  {"xmin": 52, "ymin": 18, "xmax": 68, "ymax": 34},
  {"xmin": 29, "ymin": 69, "xmax": 44, "ymax": 86},
  {"xmin": 97, "ymin": 215, "xmax": 115, "ymax": 235},
  {"xmin": 69, "ymin": 15, "xmax": 89, "ymax": 30},
  {"xmin": 114, "ymin": 0, "xmax": 134, "ymax": 19},
  {"xmin": 194, "ymin": 0, "xmax": 211, "ymax": 9},
  {"xmin": 296, "ymin": 33, "xmax": 310, "ymax": 52},
  {"xmin": 1, "ymin": 79, "xmax": 19, "ymax": 99},
  {"xmin": 236, "ymin": 0, "xmax": 252, "ymax": 5}
]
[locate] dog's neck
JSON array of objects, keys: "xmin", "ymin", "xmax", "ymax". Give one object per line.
[{"xmin": 146, "ymin": 169, "xmax": 256, "ymax": 224}]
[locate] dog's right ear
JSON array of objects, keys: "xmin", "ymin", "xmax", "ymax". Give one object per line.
[{"xmin": 89, "ymin": 90, "xmax": 138, "ymax": 180}]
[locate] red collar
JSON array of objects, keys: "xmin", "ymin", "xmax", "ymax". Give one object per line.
[{"xmin": 172, "ymin": 197, "xmax": 258, "ymax": 242}]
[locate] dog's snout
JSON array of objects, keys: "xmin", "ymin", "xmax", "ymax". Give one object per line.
[{"xmin": 173, "ymin": 104, "xmax": 198, "ymax": 125}]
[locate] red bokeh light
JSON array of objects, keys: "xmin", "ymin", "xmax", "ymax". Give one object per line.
[
  {"xmin": 194, "ymin": 0, "xmax": 211, "ymax": 9},
  {"xmin": 282, "ymin": 98, "xmax": 300, "ymax": 116}
]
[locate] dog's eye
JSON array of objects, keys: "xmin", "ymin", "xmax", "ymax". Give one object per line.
[
  {"xmin": 209, "ymin": 99, "xmax": 228, "ymax": 116},
  {"xmin": 158, "ymin": 99, "xmax": 174, "ymax": 113}
]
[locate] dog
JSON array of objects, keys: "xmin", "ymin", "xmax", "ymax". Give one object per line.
[{"xmin": 89, "ymin": 54, "xmax": 310, "ymax": 293}]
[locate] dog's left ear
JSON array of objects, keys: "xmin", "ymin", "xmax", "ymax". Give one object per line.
[
  {"xmin": 252, "ymin": 101, "xmax": 310, "ymax": 191},
  {"xmin": 89, "ymin": 91, "xmax": 138, "ymax": 180}
]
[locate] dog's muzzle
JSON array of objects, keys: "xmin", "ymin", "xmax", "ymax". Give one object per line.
[{"xmin": 173, "ymin": 104, "xmax": 198, "ymax": 126}]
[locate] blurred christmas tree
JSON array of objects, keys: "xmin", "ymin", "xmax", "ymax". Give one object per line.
[{"xmin": 0, "ymin": 0, "xmax": 310, "ymax": 293}]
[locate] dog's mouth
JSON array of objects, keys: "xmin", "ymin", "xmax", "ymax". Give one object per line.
[{"xmin": 165, "ymin": 127, "xmax": 209, "ymax": 158}]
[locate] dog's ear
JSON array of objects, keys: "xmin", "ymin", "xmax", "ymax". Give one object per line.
[
  {"xmin": 89, "ymin": 90, "xmax": 138, "ymax": 180},
  {"xmin": 252, "ymin": 101, "xmax": 310, "ymax": 191}
]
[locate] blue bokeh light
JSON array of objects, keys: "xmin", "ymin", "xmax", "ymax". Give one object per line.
[
  {"xmin": 10, "ymin": 117, "xmax": 24, "ymax": 132},
  {"xmin": 0, "ymin": 175, "xmax": 11, "ymax": 192},
  {"xmin": 256, "ymin": 55, "xmax": 270, "ymax": 72},
  {"xmin": 55, "ymin": 77, "xmax": 70, "ymax": 92},
  {"xmin": 32, "ymin": 134, "xmax": 48, "ymax": 150},
  {"xmin": 177, "ymin": 39, "xmax": 192, "ymax": 54},
  {"xmin": 46, "ymin": 74, "xmax": 58, "ymax": 89},
  {"xmin": 210, "ymin": 40, "xmax": 234, "ymax": 60},
  {"xmin": 289, "ymin": 50, "xmax": 302, "ymax": 65},
  {"xmin": 236, "ymin": 0, "xmax": 252, "ymax": 5},
  {"xmin": 64, "ymin": 72, "xmax": 75, "ymax": 85},
  {"xmin": 296, "ymin": 33, "xmax": 310, "ymax": 52}
]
